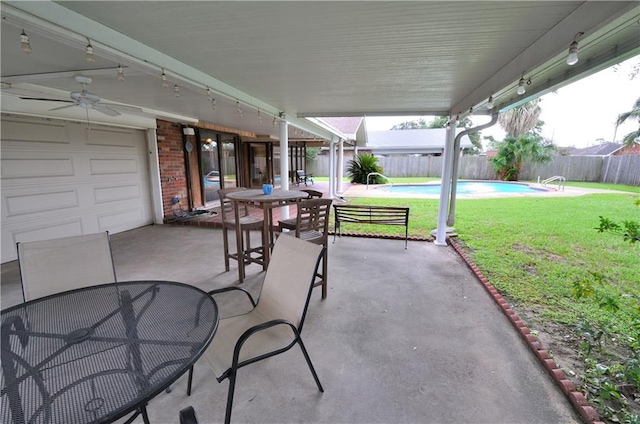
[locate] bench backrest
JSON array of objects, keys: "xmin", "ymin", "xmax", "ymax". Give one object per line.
[{"xmin": 334, "ymin": 204, "xmax": 409, "ymax": 226}]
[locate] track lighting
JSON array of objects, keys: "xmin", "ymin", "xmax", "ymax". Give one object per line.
[
  {"xmin": 206, "ymin": 88, "xmax": 213, "ymax": 101},
  {"xmin": 257, "ymin": 109, "xmax": 262, "ymax": 123},
  {"xmin": 517, "ymin": 77, "xmax": 526, "ymax": 95},
  {"xmin": 20, "ymin": 30, "xmax": 31, "ymax": 54},
  {"xmin": 85, "ymin": 41, "xmax": 95, "ymax": 62},
  {"xmin": 117, "ymin": 65, "xmax": 125, "ymax": 81},
  {"xmin": 272, "ymin": 117, "xmax": 277, "ymax": 127},
  {"xmin": 486, "ymin": 96, "xmax": 494, "ymax": 109},
  {"xmin": 161, "ymin": 69, "xmax": 168, "ymax": 88},
  {"xmin": 211, "ymin": 98, "xmax": 216, "ymax": 110},
  {"xmin": 236, "ymin": 101, "xmax": 242, "ymax": 117},
  {"xmin": 566, "ymin": 32, "xmax": 584, "ymax": 66},
  {"xmin": 174, "ymin": 84, "xmax": 180, "ymax": 97}
]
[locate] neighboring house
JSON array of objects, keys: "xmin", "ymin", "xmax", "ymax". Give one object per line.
[
  {"xmin": 363, "ymin": 129, "xmax": 472, "ymax": 156},
  {"xmin": 320, "ymin": 117, "xmax": 365, "ymax": 143},
  {"xmin": 613, "ymin": 140, "xmax": 640, "ymax": 156},
  {"xmin": 567, "ymin": 142, "xmax": 622, "ymax": 156}
]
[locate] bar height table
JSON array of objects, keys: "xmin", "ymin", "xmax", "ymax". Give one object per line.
[
  {"xmin": 1, "ymin": 281, "xmax": 218, "ymax": 424},
  {"xmin": 226, "ymin": 189, "xmax": 308, "ymax": 282}
]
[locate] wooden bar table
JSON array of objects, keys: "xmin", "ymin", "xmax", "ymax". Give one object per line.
[{"xmin": 226, "ymin": 189, "xmax": 308, "ymax": 282}]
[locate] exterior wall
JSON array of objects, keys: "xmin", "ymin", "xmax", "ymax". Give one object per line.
[
  {"xmin": 614, "ymin": 143, "xmax": 640, "ymax": 156},
  {"xmin": 156, "ymin": 120, "xmax": 188, "ymax": 217}
]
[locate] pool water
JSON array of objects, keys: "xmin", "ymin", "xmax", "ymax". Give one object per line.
[{"xmin": 376, "ymin": 181, "xmax": 546, "ymax": 195}]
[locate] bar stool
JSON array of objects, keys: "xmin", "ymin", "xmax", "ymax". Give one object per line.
[{"xmin": 217, "ymin": 187, "xmax": 265, "ymax": 282}]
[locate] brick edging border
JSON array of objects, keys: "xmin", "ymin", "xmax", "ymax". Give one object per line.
[{"xmin": 448, "ymin": 238, "xmax": 602, "ymax": 424}]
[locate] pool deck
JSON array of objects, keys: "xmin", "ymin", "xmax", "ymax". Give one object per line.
[{"xmin": 343, "ymin": 181, "xmax": 632, "ymax": 199}]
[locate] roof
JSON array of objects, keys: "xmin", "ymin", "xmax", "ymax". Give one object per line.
[
  {"xmin": 365, "ymin": 129, "xmax": 472, "ymax": 155},
  {"xmin": 567, "ymin": 142, "xmax": 622, "ymax": 156},
  {"xmin": 320, "ymin": 117, "xmax": 364, "ymax": 139}
]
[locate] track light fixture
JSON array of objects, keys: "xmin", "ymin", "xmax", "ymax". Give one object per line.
[
  {"xmin": 486, "ymin": 95, "xmax": 494, "ymax": 109},
  {"xmin": 20, "ymin": 30, "xmax": 32, "ymax": 54},
  {"xmin": 272, "ymin": 116, "xmax": 277, "ymax": 127},
  {"xmin": 211, "ymin": 98, "xmax": 216, "ymax": 110},
  {"xmin": 206, "ymin": 88, "xmax": 213, "ymax": 101},
  {"xmin": 85, "ymin": 41, "xmax": 95, "ymax": 62},
  {"xmin": 117, "ymin": 65, "xmax": 125, "ymax": 81},
  {"xmin": 517, "ymin": 77, "xmax": 526, "ymax": 95},
  {"xmin": 161, "ymin": 69, "xmax": 169, "ymax": 88},
  {"xmin": 566, "ymin": 32, "xmax": 584, "ymax": 66},
  {"xmin": 257, "ymin": 109, "xmax": 262, "ymax": 123},
  {"xmin": 236, "ymin": 100, "xmax": 242, "ymax": 117},
  {"xmin": 174, "ymin": 84, "xmax": 180, "ymax": 97}
]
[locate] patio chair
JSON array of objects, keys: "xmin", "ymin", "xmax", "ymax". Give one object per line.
[
  {"xmin": 295, "ymin": 169, "xmax": 314, "ymax": 186},
  {"xmin": 277, "ymin": 188, "xmax": 323, "ymax": 232},
  {"xmin": 217, "ymin": 187, "xmax": 265, "ymax": 282},
  {"xmin": 17, "ymin": 232, "xmax": 116, "ymax": 301},
  {"xmin": 187, "ymin": 235, "xmax": 325, "ymax": 424},
  {"xmin": 280, "ymin": 198, "xmax": 332, "ymax": 299}
]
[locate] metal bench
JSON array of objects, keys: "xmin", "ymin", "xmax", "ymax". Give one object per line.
[{"xmin": 333, "ymin": 204, "xmax": 410, "ymax": 248}]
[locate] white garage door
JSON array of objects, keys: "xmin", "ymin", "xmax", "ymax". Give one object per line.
[{"xmin": 1, "ymin": 115, "xmax": 153, "ymax": 263}]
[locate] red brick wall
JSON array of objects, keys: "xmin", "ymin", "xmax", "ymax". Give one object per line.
[
  {"xmin": 157, "ymin": 120, "xmax": 188, "ymax": 217},
  {"xmin": 614, "ymin": 142, "xmax": 640, "ymax": 156}
]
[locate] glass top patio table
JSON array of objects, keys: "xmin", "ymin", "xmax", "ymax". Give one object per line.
[
  {"xmin": 1, "ymin": 281, "xmax": 218, "ymax": 424},
  {"xmin": 226, "ymin": 189, "xmax": 308, "ymax": 282}
]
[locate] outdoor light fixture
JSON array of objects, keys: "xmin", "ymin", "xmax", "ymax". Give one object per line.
[
  {"xmin": 161, "ymin": 69, "xmax": 168, "ymax": 88},
  {"xmin": 211, "ymin": 98, "xmax": 216, "ymax": 110},
  {"xmin": 272, "ymin": 116, "xmax": 277, "ymax": 127},
  {"xmin": 517, "ymin": 77, "xmax": 526, "ymax": 95},
  {"xmin": 236, "ymin": 100, "xmax": 242, "ymax": 117},
  {"xmin": 174, "ymin": 84, "xmax": 180, "ymax": 97},
  {"xmin": 20, "ymin": 30, "xmax": 31, "ymax": 54},
  {"xmin": 257, "ymin": 109, "xmax": 262, "ymax": 123},
  {"xmin": 85, "ymin": 41, "xmax": 95, "ymax": 62},
  {"xmin": 117, "ymin": 65, "xmax": 125, "ymax": 81},
  {"xmin": 566, "ymin": 32, "xmax": 584, "ymax": 66},
  {"xmin": 206, "ymin": 88, "xmax": 213, "ymax": 101},
  {"xmin": 486, "ymin": 96, "xmax": 494, "ymax": 109}
]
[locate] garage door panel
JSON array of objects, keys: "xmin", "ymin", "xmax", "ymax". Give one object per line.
[
  {"xmin": 1, "ymin": 116, "xmax": 152, "ymax": 263},
  {"xmin": 4, "ymin": 189, "xmax": 79, "ymax": 217},
  {"xmin": 1, "ymin": 116, "xmax": 68, "ymax": 144}
]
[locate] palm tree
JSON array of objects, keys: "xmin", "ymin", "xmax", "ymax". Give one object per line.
[
  {"xmin": 616, "ymin": 97, "xmax": 640, "ymax": 147},
  {"xmin": 490, "ymin": 134, "xmax": 556, "ymax": 181},
  {"xmin": 498, "ymin": 99, "xmax": 542, "ymax": 136}
]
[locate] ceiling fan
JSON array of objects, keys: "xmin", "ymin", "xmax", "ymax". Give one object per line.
[{"xmin": 19, "ymin": 75, "xmax": 143, "ymax": 117}]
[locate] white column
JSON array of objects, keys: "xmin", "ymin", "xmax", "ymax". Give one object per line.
[
  {"xmin": 337, "ymin": 140, "xmax": 344, "ymax": 195},
  {"xmin": 279, "ymin": 120, "xmax": 290, "ymax": 220},
  {"xmin": 328, "ymin": 138, "xmax": 336, "ymax": 199},
  {"xmin": 434, "ymin": 123, "xmax": 456, "ymax": 246},
  {"xmin": 146, "ymin": 128, "xmax": 164, "ymax": 224}
]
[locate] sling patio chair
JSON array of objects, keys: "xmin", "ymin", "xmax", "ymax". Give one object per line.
[
  {"xmin": 17, "ymin": 232, "xmax": 116, "ymax": 301},
  {"xmin": 277, "ymin": 188, "xmax": 323, "ymax": 232},
  {"xmin": 187, "ymin": 235, "xmax": 325, "ymax": 424},
  {"xmin": 295, "ymin": 169, "xmax": 314, "ymax": 186}
]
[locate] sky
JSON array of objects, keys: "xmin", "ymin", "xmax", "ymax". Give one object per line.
[{"xmin": 365, "ymin": 56, "xmax": 640, "ymax": 150}]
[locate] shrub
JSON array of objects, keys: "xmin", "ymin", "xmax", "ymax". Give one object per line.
[{"xmin": 346, "ymin": 153, "xmax": 384, "ymax": 184}]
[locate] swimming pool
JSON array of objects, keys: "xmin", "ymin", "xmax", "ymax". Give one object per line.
[{"xmin": 375, "ymin": 181, "xmax": 548, "ymax": 195}]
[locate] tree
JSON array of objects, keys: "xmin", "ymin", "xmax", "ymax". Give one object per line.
[
  {"xmin": 498, "ymin": 99, "xmax": 542, "ymax": 136},
  {"xmin": 615, "ymin": 97, "xmax": 640, "ymax": 148},
  {"xmin": 489, "ymin": 134, "xmax": 557, "ymax": 181},
  {"xmin": 390, "ymin": 119, "xmax": 429, "ymax": 130}
]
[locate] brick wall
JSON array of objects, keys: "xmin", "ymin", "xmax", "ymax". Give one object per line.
[
  {"xmin": 614, "ymin": 142, "xmax": 640, "ymax": 156},
  {"xmin": 157, "ymin": 120, "xmax": 188, "ymax": 217}
]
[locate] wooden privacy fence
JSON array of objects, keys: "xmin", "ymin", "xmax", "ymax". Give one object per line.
[{"xmin": 311, "ymin": 155, "xmax": 640, "ymax": 186}]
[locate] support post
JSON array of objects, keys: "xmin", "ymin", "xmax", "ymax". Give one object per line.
[
  {"xmin": 279, "ymin": 120, "xmax": 290, "ymax": 220},
  {"xmin": 434, "ymin": 122, "xmax": 456, "ymax": 246},
  {"xmin": 337, "ymin": 140, "xmax": 344, "ymax": 195}
]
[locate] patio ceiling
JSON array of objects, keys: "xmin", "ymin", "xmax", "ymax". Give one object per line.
[{"xmin": 1, "ymin": 1, "xmax": 639, "ymax": 141}]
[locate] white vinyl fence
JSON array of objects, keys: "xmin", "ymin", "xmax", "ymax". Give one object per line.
[{"xmin": 311, "ymin": 154, "xmax": 640, "ymax": 186}]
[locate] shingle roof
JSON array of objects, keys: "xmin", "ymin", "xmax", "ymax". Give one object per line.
[
  {"xmin": 366, "ymin": 129, "xmax": 472, "ymax": 154},
  {"xmin": 319, "ymin": 117, "xmax": 364, "ymax": 138},
  {"xmin": 567, "ymin": 142, "xmax": 622, "ymax": 156}
]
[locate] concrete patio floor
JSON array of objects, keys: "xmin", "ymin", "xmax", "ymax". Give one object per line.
[{"xmin": 0, "ymin": 224, "xmax": 581, "ymax": 424}]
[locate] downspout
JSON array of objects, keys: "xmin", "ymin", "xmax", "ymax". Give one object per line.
[
  {"xmin": 447, "ymin": 113, "xmax": 499, "ymax": 227},
  {"xmin": 434, "ymin": 123, "xmax": 456, "ymax": 246}
]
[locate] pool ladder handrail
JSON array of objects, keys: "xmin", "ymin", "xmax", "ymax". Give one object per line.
[
  {"xmin": 366, "ymin": 172, "xmax": 393, "ymax": 189},
  {"xmin": 540, "ymin": 175, "xmax": 566, "ymax": 191}
]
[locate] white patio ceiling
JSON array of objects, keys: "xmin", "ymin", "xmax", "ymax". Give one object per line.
[{"xmin": 2, "ymin": 1, "xmax": 639, "ymax": 141}]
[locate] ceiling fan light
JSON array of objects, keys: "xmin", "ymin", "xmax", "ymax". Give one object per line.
[
  {"xmin": 20, "ymin": 30, "xmax": 32, "ymax": 54},
  {"xmin": 85, "ymin": 43, "xmax": 95, "ymax": 62},
  {"xmin": 517, "ymin": 77, "xmax": 526, "ymax": 95}
]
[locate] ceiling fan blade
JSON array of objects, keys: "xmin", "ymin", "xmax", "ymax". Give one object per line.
[
  {"xmin": 93, "ymin": 104, "xmax": 121, "ymax": 117},
  {"xmin": 103, "ymin": 103, "xmax": 144, "ymax": 113},
  {"xmin": 20, "ymin": 97, "xmax": 74, "ymax": 103},
  {"xmin": 49, "ymin": 104, "xmax": 77, "ymax": 112}
]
